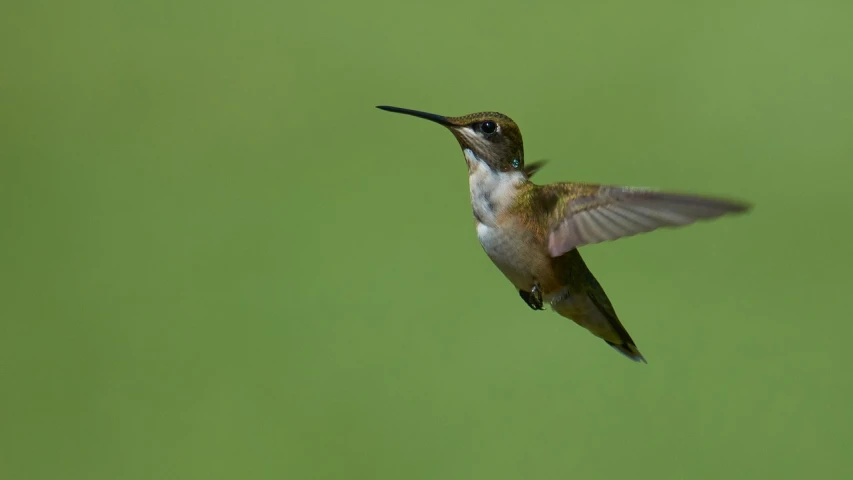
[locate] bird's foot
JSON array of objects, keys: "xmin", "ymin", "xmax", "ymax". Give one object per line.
[{"xmin": 519, "ymin": 284, "xmax": 545, "ymax": 310}]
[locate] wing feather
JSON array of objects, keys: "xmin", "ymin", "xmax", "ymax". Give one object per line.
[{"xmin": 546, "ymin": 185, "xmax": 750, "ymax": 257}]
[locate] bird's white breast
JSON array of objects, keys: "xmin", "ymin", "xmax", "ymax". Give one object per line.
[{"xmin": 465, "ymin": 148, "xmax": 531, "ymax": 289}]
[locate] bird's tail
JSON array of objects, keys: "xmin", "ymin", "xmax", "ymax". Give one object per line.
[
  {"xmin": 551, "ymin": 251, "xmax": 647, "ymax": 363},
  {"xmin": 604, "ymin": 338, "xmax": 646, "ymax": 363}
]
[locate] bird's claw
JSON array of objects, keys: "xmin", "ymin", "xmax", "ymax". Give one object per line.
[{"xmin": 519, "ymin": 284, "xmax": 545, "ymax": 310}]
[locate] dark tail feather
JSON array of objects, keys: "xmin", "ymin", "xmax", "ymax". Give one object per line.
[
  {"xmin": 605, "ymin": 339, "xmax": 647, "ymax": 363},
  {"xmin": 582, "ymin": 274, "xmax": 647, "ymax": 363},
  {"xmin": 552, "ymin": 249, "xmax": 648, "ymax": 363}
]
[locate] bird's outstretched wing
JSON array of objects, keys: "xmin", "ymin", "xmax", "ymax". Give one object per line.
[{"xmin": 541, "ymin": 183, "xmax": 750, "ymax": 257}]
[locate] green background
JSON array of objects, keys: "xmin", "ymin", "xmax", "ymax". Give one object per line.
[{"xmin": 2, "ymin": 1, "xmax": 851, "ymax": 478}]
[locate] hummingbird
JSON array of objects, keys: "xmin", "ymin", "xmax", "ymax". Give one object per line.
[{"xmin": 377, "ymin": 105, "xmax": 750, "ymax": 363}]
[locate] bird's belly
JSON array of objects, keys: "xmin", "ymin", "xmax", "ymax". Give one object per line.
[{"xmin": 476, "ymin": 222, "xmax": 554, "ymax": 292}]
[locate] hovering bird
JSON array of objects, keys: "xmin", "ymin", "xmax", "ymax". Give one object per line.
[{"xmin": 377, "ymin": 106, "xmax": 750, "ymax": 362}]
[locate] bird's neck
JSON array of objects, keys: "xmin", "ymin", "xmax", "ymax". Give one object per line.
[{"xmin": 465, "ymin": 148, "xmax": 526, "ymax": 226}]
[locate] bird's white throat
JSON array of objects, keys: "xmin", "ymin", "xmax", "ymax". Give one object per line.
[{"xmin": 465, "ymin": 148, "xmax": 525, "ymax": 227}]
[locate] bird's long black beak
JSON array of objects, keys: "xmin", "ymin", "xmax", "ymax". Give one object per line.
[{"xmin": 376, "ymin": 105, "xmax": 453, "ymax": 127}]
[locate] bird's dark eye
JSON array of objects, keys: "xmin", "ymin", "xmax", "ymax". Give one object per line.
[{"xmin": 480, "ymin": 121, "xmax": 497, "ymax": 134}]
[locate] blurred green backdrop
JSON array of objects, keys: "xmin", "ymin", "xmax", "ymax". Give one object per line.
[{"xmin": 2, "ymin": 1, "xmax": 852, "ymax": 479}]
